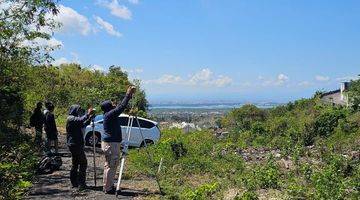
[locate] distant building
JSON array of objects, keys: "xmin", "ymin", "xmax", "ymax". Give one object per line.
[{"xmin": 321, "ymin": 82, "xmax": 350, "ymax": 106}]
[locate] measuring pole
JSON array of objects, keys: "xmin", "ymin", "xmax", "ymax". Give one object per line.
[{"xmin": 92, "ymin": 116, "xmax": 97, "ymax": 186}]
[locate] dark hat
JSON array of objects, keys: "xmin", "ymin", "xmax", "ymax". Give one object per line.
[{"xmin": 101, "ymin": 100, "xmax": 113, "ymax": 113}]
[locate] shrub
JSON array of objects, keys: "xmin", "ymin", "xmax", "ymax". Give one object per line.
[
  {"xmin": 235, "ymin": 190, "xmax": 258, "ymax": 200},
  {"xmin": 170, "ymin": 141, "xmax": 187, "ymax": 159},
  {"xmin": 313, "ymin": 108, "xmax": 346, "ymax": 137},
  {"xmin": 286, "ymin": 179, "xmax": 312, "ymax": 200},
  {"xmin": 183, "ymin": 182, "xmax": 219, "ymax": 200},
  {"xmin": 0, "ymin": 129, "xmax": 39, "ymax": 199},
  {"xmin": 223, "ymin": 104, "xmax": 267, "ymax": 131},
  {"xmin": 348, "ymin": 79, "xmax": 360, "ymax": 111},
  {"xmin": 311, "ymin": 166, "xmax": 346, "ymax": 199},
  {"xmin": 256, "ymin": 159, "xmax": 281, "ymax": 189},
  {"xmin": 267, "ymin": 116, "xmax": 289, "ymax": 136},
  {"xmin": 251, "ymin": 122, "xmax": 266, "ymax": 136}
]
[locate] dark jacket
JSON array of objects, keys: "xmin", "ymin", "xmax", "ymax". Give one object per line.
[
  {"xmin": 101, "ymin": 94, "xmax": 131, "ymax": 143},
  {"xmin": 44, "ymin": 110, "xmax": 58, "ymax": 140},
  {"xmin": 66, "ymin": 105, "xmax": 92, "ymax": 147},
  {"xmin": 30, "ymin": 107, "xmax": 44, "ymax": 130}
]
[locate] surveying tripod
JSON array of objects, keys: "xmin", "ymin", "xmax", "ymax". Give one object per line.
[{"xmin": 116, "ymin": 114, "xmax": 163, "ymax": 196}]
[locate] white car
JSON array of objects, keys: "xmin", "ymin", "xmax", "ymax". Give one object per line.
[{"xmin": 84, "ymin": 114, "xmax": 161, "ymax": 147}]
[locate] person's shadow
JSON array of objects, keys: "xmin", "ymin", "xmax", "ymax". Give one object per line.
[{"xmin": 88, "ymin": 186, "xmax": 160, "ymax": 197}]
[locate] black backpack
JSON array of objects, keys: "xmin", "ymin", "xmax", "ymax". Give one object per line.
[{"xmin": 37, "ymin": 154, "xmax": 62, "ymax": 174}]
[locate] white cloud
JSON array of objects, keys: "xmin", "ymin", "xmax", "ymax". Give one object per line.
[
  {"xmin": 213, "ymin": 75, "xmax": 233, "ymax": 87},
  {"xmin": 145, "ymin": 68, "xmax": 233, "ymax": 87},
  {"xmin": 188, "ymin": 68, "xmax": 213, "ymax": 85},
  {"xmin": 298, "ymin": 81, "xmax": 312, "ymax": 87},
  {"xmin": 100, "ymin": 0, "xmax": 132, "ymax": 20},
  {"xmin": 315, "ymin": 75, "xmax": 330, "ymax": 82},
  {"xmin": 94, "ymin": 16, "xmax": 122, "ymax": 37},
  {"xmin": 21, "ymin": 37, "xmax": 63, "ymax": 49},
  {"xmin": 260, "ymin": 73, "xmax": 289, "ymax": 86},
  {"xmin": 123, "ymin": 67, "xmax": 144, "ymax": 74},
  {"xmin": 91, "ymin": 64, "xmax": 106, "ymax": 72},
  {"xmin": 0, "ymin": 2, "xmax": 11, "ymax": 11},
  {"xmin": 147, "ymin": 74, "xmax": 183, "ymax": 84},
  {"xmin": 52, "ymin": 5, "xmax": 92, "ymax": 35},
  {"xmin": 52, "ymin": 52, "xmax": 81, "ymax": 66},
  {"xmin": 336, "ymin": 75, "xmax": 359, "ymax": 82},
  {"xmin": 277, "ymin": 74, "xmax": 289, "ymax": 84},
  {"xmin": 128, "ymin": 0, "xmax": 139, "ymax": 4},
  {"xmin": 52, "ymin": 57, "xmax": 69, "ymax": 66},
  {"xmin": 70, "ymin": 52, "xmax": 80, "ymax": 64},
  {"xmin": 134, "ymin": 68, "xmax": 143, "ymax": 73}
]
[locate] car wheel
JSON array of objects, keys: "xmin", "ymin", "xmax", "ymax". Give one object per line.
[
  {"xmin": 85, "ymin": 132, "xmax": 101, "ymax": 147},
  {"xmin": 140, "ymin": 139, "xmax": 154, "ymax": 147}
]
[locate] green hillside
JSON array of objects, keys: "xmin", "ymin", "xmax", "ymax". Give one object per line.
[{"xmin": 126, "ymin": 96, "xmax": 360, "ymax": 199}]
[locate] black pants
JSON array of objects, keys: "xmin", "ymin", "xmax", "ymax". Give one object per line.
[{"xmin": 69, "ymin": 145, "xmax": 87, "ymax": 187}]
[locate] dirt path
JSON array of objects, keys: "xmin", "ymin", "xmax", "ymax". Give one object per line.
[{"xmin": 26, "ymin": 133, "xmax": 160, "ymax": 200}]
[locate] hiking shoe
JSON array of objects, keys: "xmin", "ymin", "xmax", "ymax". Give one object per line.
[
  {"xmin": 78, "ymin": 185, "xmax": 89, "ymax": 191},
  {"xmin": 70, "ymin": 186, "xmax": 78, "ymax": 191},
  {"xmin": 104, "ymin": 187, "xmax": 116, "ymax": 194}
]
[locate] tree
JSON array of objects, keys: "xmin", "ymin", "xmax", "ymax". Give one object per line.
[
  {"xmin": 0, "ymin": 0, "xmax": 59, "ymax": 63},
  {"xmin": 348, "ymin": 79, "xmax": 360, "ymax": 111}
]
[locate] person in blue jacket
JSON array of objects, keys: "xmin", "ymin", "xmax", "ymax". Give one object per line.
[
  {"xmin": 66, "ymin": 105, "xmax": 95, "ymax": 190},
  {"xmin": 100, "ymin": 86, "xmax": 136, "ymax": 194}
]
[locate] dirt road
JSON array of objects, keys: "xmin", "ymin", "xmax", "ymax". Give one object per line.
[{"xmin": 26, "ymin": 133, "xmax": 160, "ymax": 200}]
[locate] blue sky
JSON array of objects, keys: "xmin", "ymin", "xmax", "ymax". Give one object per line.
[{"xmin": 48, "ymin": 0, "xmax": 360, "ymax": 103}]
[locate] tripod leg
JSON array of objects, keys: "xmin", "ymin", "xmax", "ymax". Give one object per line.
[
  {"xmin": 135, "ymin": 117, "xmax": 164, "ymax": 194},
  {"xmin": 92, "ymin": 119, "xmax": 97, "ymax": 186},
  {"xmin": 116, "ymin": 156, "xmax": 126, "ymax": 195},
  {"xmin": 116, "ymin": 116, "xmax": 134, "ymax": 195}
]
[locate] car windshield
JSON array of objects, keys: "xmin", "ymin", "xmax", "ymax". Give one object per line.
[{"xmin": 94, "ymin": 115, "xmax": 103, "ymax": 122}]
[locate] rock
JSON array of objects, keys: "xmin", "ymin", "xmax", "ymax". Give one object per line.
[
  {"xmin": 350, "ymin": 151, "xmax": 360, "ymax": 160},
  {"xmin": 221, "ymin": 149, "xmax": 227, "ymax": 156},
  {"xmin": 279, "ymin": 158, "xmax": 293, "ymax": 170},
  {"xmin": 274, "ymin": 153, "xmax": 281, "ymax": 158},
  {"xmin": 223, "ymin": 188, "xmax": 239, "ymax": 200}
]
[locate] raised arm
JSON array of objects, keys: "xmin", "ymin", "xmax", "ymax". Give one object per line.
[
  {"xmin": 107, "ymin": 86, "xmax": 136, "ymax": 118},
  {"xmin": 68, "ymin": 108, "xmax": 95, "ymax": 126}
]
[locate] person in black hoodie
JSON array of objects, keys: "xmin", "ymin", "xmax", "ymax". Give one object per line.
[
  {"xmin": 30, "ymin": 102, "xmax": 45, "ymax": 146},
  {"xmin": 100, "ymin": 86, "xmax": 136, "ymax": 194},
  {"xmin": 44, "ymin": 102, "xmax": 58, "ymax": 153},
  {"xmin": 66, "ymin": 105, "xmax": 94, "ymax": 190}
]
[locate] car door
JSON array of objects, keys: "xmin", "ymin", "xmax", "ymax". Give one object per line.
[
  {"xmin": 119, "ymin": 116, "xmax": 140, "ymax": 146},
  {"xmin": 134, "ymin": 118, "xmax": 157, "ymax": 144}
]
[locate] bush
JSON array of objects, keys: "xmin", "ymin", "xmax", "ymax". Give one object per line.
[
  {"xmin": 256, "ymin": 159, "xmax": 281, "ymax": 189},
  {"xmin": 313, "ymin": 108, "xmax": 346, "ymax": 137},
  {"xmin": 184, "ymin": 182, "xmax": 219, "ymax": 200},
  {"xmin": 235, "ymin": 190, "xmax": 258, "ymax": 200},
  {"xmin": 222, "ymin": 104, "xmax": 267, "ymax": 131},
  {"xmin": 0, "ymin": 129, "xmax": 39, "ymax": 199},
  {"xmin": 348, "ymin": 79, "xmax": 360, "ymax": 111},
  {"xmin": 251, "ymin": 122, "xmax": 266, "ymax": 136}
]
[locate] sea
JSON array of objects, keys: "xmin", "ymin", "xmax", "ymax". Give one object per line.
[{"xmin": 149, "ymin": 102, "xmax": 280, "ymax": 110}]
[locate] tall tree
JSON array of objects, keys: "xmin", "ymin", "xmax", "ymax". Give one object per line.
[
  {"xmin": 0, "ymin": 0, "xmax": 59, "ymax": 128},
  {"xmin": 0, "ymin": 0, "xmax": 59, "ymax": 63}
]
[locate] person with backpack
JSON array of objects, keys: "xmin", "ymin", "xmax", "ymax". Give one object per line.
[
  {"xmin": 44, "ymin": 102, "xmax": 58, "ymax": 153},
  {"xmin": 66, "ymin": 105, "xmax": 95, "ymax": 191},
  {"xmin": 100, "ymin": 86, "xmax": 136, "ymax": 194},
  {"xmin": 30, "ymin": 102, "xmax": 45, "ymax": 146}
]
